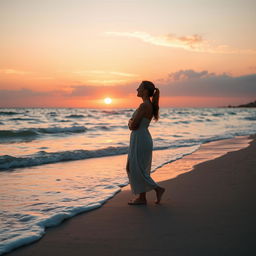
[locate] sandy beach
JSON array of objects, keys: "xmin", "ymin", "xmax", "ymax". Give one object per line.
[{"xmin": 7, "ymin": 135, "xmax": 256, "ymax": 256}]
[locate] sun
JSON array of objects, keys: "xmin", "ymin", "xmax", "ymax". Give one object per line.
[{"xmin": 104, "ymin": 97, "xmax": 112, "ymax": 104}]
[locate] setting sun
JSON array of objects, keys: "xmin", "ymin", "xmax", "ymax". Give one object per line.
[{"xmin": 104, "ymin": 97, "xmax": 112, "ymax": 104}]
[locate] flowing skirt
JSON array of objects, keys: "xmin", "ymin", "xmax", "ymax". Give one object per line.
[{"xmin": 127, "ymin": 128, "xmax": 158, "ymax": 194}]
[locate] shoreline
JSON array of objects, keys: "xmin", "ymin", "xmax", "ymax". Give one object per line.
[{"xmin": 6, "ymin": 134, "xmax": 256, "ymax": 256}]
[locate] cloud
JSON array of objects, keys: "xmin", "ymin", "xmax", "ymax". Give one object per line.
[
  {"xmin": 86, "ymin": 79, "xmax": 128, "ymax": 85},
  {"xmin": 168, "ymin": 69, "xmax": 215, "ymax": 81},
  {"xmin": 0, "ymin": 69, "xmax": 32, "ymax": 75},
  {"xmin": 69, "ymin": 83, "xmax": 135, "ymax": 97},
  {"xmin": 167, "ymin": 34, "xmax": 203, "ymax": 46},
  {"xmin": 0, "ymin": 71, "xmax": 255, "ymax": 107},
  {"xmin": 108, "ymin": 71, "xmax": 138, "ymax": 77},
  {"xmin": 69, "ymin": 70, "xmax": 138, "ymax": 85},
  {"xmin": 30, "ymin": 76, "xmax": 54, "ymax": 80},
  {"xmin": 0, "ymin": 88, "xmax": 63, "ymax": 98},
  {"xmin": 72, "ymin": 70, "xmax": 138, "ymax": 78},
  {"xmin": 106, "ymin": 31, "xmax": 256, "ymax": 54},
  {"xmin": 0, "ymin": 69, "xmax": 53, "ymax": 80},
  {"xmin": 160, "ymin": 70, "xmax": 256, "ymax": 97}
]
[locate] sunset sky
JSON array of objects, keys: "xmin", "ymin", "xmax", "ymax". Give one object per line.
[{"xmin": 1, "ymin": 0, "xmax": 256, "ymax": 108}]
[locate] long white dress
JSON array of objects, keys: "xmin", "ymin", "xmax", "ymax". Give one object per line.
[{"xmin": 127, "ymin": 109, "xmax": 159, "ymax": 194}]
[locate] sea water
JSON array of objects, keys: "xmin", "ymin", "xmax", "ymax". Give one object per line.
[{"xmin": 0, "ymin": 107, "xmax": 256, "ymax": 254}]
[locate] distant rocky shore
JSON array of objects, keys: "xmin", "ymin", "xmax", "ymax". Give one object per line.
[{"xmin": 227, "ymin": 100, "xmax": 256, "ymax": 108}]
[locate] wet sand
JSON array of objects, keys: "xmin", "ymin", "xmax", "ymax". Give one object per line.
[{"xmin": 8, "ymin": 135, "xmax": 256, "ymax": 256}]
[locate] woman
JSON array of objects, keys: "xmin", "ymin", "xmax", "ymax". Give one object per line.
[{"xmin": 126, "ymin": 80, "xmax": 165, "ymax": 205}]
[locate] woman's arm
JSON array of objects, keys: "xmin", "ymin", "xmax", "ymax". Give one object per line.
[{"xmin": 128, "ymin": 103, "xmax": 147, "ymax": 130}]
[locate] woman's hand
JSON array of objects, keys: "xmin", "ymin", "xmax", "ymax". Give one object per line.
[
  {"xmin": 128, "ymin": 118, "xmax": 133, "ymax": 130},
  {"xmin": 128, "ymin": 103, "xmax": 147, "ymax": 130}
]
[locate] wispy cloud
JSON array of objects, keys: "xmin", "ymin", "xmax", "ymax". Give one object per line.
[
  {"xmin": 87, "ymin": 79, "xmax": 127, "ymax": 85},
  {"xmin": 71, "ymin": 70, "xmax": 138, "ymax": 85},
  {"xmin": 29, "ymin": 76, "xmax": 54, "ymax": 80},
  {"xmin": 0, "ymin": 69, "xmax": 32, "ymax": 75},
  {"xmin": 0, "ymin": 69, "xmax": 55, "ymax": 81},
  {"xmin": 72, "ymin": 70, "xmax": 138, "ymax": 77},
  {"xmin": 105, "ymin": 31, "xmax": 256, "ymax": 54},
  {"xmin": 108, "ymin": 71, "xmax": 138, "ymax": 77}
]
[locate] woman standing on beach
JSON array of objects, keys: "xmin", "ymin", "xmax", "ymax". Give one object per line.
[{"xmin": 126, "ymin": 81, "xmax": 165, "ymax": 205}]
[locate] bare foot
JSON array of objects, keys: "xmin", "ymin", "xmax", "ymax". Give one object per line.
[
  {"xmin": 128, "ymin": 198, "xmax": 147, "ymax": 205},
  {"xmin": 155, "ymin": 187, "xmax": 165, "ymax": 204}
]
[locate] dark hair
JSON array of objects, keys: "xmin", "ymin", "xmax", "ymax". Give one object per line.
[{"xmin": 141, "ymin": 80, "xmax": 160, "ymax": 121}]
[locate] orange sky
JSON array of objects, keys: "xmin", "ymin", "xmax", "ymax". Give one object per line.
[{"xmin": 0, "ymin": 0, "xmax": 256, "ymax": 108}]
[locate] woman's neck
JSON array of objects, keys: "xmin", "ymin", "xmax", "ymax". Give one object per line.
[{"xmin": 142, "ymin": 95, "xmax": 151, "ymax": 103}]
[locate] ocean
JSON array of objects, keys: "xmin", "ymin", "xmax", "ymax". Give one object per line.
[{"xmin": 0, "ymin": 107, "xmax": 256, "ymax": 254}]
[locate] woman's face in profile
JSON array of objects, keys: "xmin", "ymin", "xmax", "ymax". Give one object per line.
[{"xmin": 136, "ymin": 83, "xmax": 144, "ymax": 97}]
